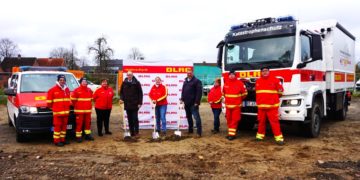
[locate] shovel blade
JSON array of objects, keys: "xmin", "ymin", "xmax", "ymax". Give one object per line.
[
  {"xmin": 124, "ymin": 131, "xmax": 131, "ymax": 137},
  {"xmin": 152, "ymin": 132, "xmax": 160, "ymax": 139},
  {"xmin": 174, "ymin": 130, "xmax": 182, "ymax": 136}
]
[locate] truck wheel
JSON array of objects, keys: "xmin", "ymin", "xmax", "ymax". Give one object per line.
[
  {"xmin": 16, "ymin": 131, "xmax": 26, "ymax": 143},
  {"xmin": 303, "ymin": 101, "xmax": 322, "ymax": 138},
  {"xmin": 335, "ymin": 99, "xmax": 347, "ymax": 121}
]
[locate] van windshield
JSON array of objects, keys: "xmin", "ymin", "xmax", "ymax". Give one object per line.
[{"xmin": 20, "ymin": 74, "xmax": 79, "ymax": 93}]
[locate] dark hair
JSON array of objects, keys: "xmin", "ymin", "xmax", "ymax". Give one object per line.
[
  {"xmin": 260, "ymin": 66, "xmax": 270, "ymax": 71},
  {"xmin": 57, "ymin": 74, "xmax": 66, "ymax": 81}
]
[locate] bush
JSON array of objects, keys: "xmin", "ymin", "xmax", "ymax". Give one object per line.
[
  {"xmin": 0, "ymin": 95, "xmax": 7, "ymax": 105},
  {"xmin": 352, "ymin": 91, "xmax": 360, "ymax": 98},
  {"xmin": 201, "ymin": 96, "xmax": 208, "ymax": 103},
  {"xmin": 0, "ymin": 88, "xmax": 4, "ymax": 96}
]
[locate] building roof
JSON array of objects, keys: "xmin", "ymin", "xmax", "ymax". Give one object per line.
[
  {"xmin": 194, "ymin": 62, "xmax": 217, "ymax": 66},
  {"xmin": 107, "ymin": 59, "xmax": 123, "ymax": 67},
  {"xmin": 1, "ymin": 57, "xmax": 37, "ymax": 72}
]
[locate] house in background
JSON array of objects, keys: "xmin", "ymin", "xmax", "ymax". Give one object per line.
[
  {"xmin": 81, "ymin": 59, "xmax": 123, "ymax": 74},
  {"xmin": 0, "ymin": 56, "xmax": 65, "ymax": 88}
]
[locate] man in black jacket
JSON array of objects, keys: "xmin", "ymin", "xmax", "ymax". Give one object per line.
[
  {"xmin": 180, "ymin": 70, "xmax": 203, "ymax": 137},
  {"xmin": 120, "ymin": 71, "xmax": 143, "ymax": 137}
]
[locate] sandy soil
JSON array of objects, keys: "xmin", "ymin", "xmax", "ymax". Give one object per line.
[{"xmin": 0, "ymin": 98, "xmax": 359, "ymax": 179}]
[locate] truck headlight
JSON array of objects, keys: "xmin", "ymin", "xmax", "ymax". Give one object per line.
[
  {"xmin": 20, "ymin": 106, "xmax": 38, "ymax": 114},
  {"xmin": 281, "ymin": 99, "xmax": 301, "ymax": 107}
]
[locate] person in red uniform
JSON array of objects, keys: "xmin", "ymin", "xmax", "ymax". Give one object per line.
[
  {"xmin": 207, "ymin": 78, "xmax": 222, "ymax": 134},
  {"xmin": 149, "ymin": 76, "xmax": 168, "ymax": 134},
  {"xmin": 71, "ymin": 77, "xmax": 94, "ymax": 142},
  {"xmin": 93, "ymin": 78, "xmax": 114, "ymax": 136},
  {"xmin": 223, "ymin": 70, "xmax": 247, "ymax": 140},
  {"xmin": 47, "ymin": 75, "xmax": 71, "ymax": 147},
  {"xmin": 255, "ymin": 66, "xmax": 284, "ymax": 145}
]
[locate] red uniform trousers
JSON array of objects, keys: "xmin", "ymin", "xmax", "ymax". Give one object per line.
[
  {"xmin": 75, "ymin": 113, "xmax": 92, "ymax": 138},
  {"xmin": 53, "ymin": 115, "xmax": 68, "ymax": 144},
  {"xmin": 256, "ymin": 108, "xmax": 284, "ymax": 141},
  {"xmin": 225, "ymin": 107, "xmax": 241, "ymax": 137}
]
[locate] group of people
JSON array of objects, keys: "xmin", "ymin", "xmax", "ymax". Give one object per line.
[
  {"xmin": 47, "ymin": 67, "xmax": 285, "ymax": 147},
  {"xmin": 208, "ymin": 67, "xmax": 284, "ymax": 145},
  {"xmin": 47, "ymin": 75, "xmax": 114, "ymax": 146}
]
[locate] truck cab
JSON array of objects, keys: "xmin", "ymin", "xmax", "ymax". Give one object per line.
[
  {"xmin": 4, "ymin": 66, "xmax": 80, "ymax": 142},
  {"xmin": 217, "ymin": 16, "xmax": 355, "ymax": 137}
]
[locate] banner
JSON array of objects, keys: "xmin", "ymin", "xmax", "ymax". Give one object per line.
[{"xmin": 122, "ymin": 60, "xmax": 192, "ymax": 129}]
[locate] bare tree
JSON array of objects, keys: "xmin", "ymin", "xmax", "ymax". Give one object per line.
[
  {"xmin": 88, "ymin": 36, "xmax": 114, "ymax": 73},
  {"xmin": 0, "ymin": 38, "xmax": 21, "ymax": 61},
  {"xmin": 128, "ymin": 47, "xmax": 144, "ymax": 60},
  {"xmin": 50, "ymin": 45, "xmax": 79, "ymax": 70}
]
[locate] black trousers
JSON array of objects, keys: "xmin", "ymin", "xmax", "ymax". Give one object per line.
[
  {"xmin": 126, "ymin": 109, "xmax": 139, "ymax": 136},
  {"xmin": 95, "ymin": 108, "xmax": 111, "ymax": 134}
]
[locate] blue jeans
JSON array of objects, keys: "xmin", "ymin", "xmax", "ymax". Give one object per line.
[
  {"xmin": 184, "ymin": 104, "xmax": 202, "ymax": 135},
  {"xmin": 212, "ymin": 108, "xmax": 221, "ymax": 131},
  {"xmin": 155, "ymin": 105, "xmax": 167, "ymax": 132}
]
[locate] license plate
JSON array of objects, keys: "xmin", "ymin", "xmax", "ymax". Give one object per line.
[
  {"xmin": 243, "ymin": 101, "xmax": 257, "ymax": 107},
  {"xmin": 67, "ymin": 124, "xmax": 72, "ymax": 130}
]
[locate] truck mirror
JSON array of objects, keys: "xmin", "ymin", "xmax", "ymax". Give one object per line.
[
  {"xmin": 296, "ymin": 62, "xmax": 306, "ymax": 69},
  {"xmin": 216, "ymin": 40, "xmax": 225, "ymax": 68},
  {"xmin": 4, "ymin": 88, "xmax": 16, "ymax": 96},
  {"xmin": 311, "ymin": 34, "xmax": 322, "ymax": 60}
]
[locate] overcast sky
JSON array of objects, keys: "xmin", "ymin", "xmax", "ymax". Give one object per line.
[{"xmin": 1, "ymin": 0, "xmax": 359, "ymax": 64}]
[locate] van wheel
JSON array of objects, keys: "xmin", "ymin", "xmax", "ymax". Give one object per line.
[
  {"xmin": 8, "ymin": 112, "xmax": 13, "ymax": 127},
  {"xmin": 303, "ymin": 101, "xmax": 322, "ymax": 138}
]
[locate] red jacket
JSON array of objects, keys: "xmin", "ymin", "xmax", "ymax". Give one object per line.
[
  {"xmin": 71, "ymin": 85, "xmax": 93, "ymax": 114},
  {"xmin": 93, "ymin": 86, "xmax": 114, "ymax": 110},
  {"xmin": 255, "ymin": 75, "xmax": 283, "ymax": 109},
  {"xmin": 208, "ymin": 85, "xmax": 222, "ymax": 109},
  {"xmin": 47, "ymin": 84, "xmax": 71, "ymax": 116},
  {"xmin": 223, "ymin": 79, "xmax": 247, "ymax": 108},
  {"xmin": 149, "ymin": 84, "xmax": 168, "ymax": 106}
]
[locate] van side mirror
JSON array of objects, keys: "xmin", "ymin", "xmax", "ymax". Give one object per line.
[
  {"xmin": 4, "ymin": 88, "xmax": 16, "ymax": 96},
  {"xmin": 216, "ymin": 40, "xmax": 225, "ymax": 68}
]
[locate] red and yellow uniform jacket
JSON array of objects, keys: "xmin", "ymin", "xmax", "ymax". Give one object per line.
[
  {"xmin": 71, "ymin": 86, "xmax": 93, "ymax": 114},
  {"xmin": 255, "ymin": 75, "xmax": 283, "ymax": 109},
  {"xmin": 47, "ymin": 84, "xmax": 71, "ymax": 116},
  {"xmin": 223, "ymin": 79, "xmax": 247, "ymax": 108},
  {"xmin": 208, "ymin": 85, "xmax": 222, "ymax": 109},
  {"xmin": 149, "ymin": 84, "xmax": 168, "ymax": 106},
  {"xmin": 93, "ymin": 86, "xmax": 114, "ymax": 110}
]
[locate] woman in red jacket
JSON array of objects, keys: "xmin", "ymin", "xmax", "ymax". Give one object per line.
[
  {"xmin": 207, "ymin": 78, "xmax": 222, "ymax": 134},
  {"xmin": 93, "ymin": 79, "xmax": 114, "ymax": 136},
  {"xmin": 149, "ymin": 77, "xmax": 168, "ymax": 134}
]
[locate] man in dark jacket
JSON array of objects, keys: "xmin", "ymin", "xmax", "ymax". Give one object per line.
[
  {"xmin": 120, "ymin": 71, "xmax": 143, "ymax": 137},
  {"xmin": 180, "ymin": 70, "xmax": 203, "ymax": 137}
]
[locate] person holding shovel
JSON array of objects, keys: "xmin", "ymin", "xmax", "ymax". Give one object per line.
[
  {"xmin": 149, "ymin": 76, "xmax": 168, "ymax": 135},
  {"xmin": 120, "ymin": 71, "xmax": 143, "ymax": 137}
]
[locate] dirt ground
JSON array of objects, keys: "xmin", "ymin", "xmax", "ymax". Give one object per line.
[{"xmin": 0, "ymin": 98, "xmax": 359, "ymax": 179}]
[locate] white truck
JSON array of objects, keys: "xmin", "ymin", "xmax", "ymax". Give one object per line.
[{"xmin": 216, "ymin": 16, "xmax": 356, "ymax": 137}]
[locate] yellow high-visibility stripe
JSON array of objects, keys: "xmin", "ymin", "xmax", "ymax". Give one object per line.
[
  {"xmin": 274, "ymin": 135, "xmax": 284, "ymax": 142},
  {"xmin": 53, "ymin": 132, "xmax": 60, "ymax": 135},
  {"xmin": 157, "ymin": 88, "xmax": 168, "ymax": 102},
  {"xmin": 228, "ymin": 128, "xmax": 236, "ymax": 132},
  {"xmin": 74, "ymin": 110, "xmax": 92, "ymax": 113},
  {"xmin": 256, "ymin": 133, "xmax": 265, "ymax": 139},
  {"xmin": 46, "ymin": 100, "xmax": 53, "ymax": 103},
  {"xmin": 225, "ymin": 105, "xmax": 242, "ymax": 108},
  {"xmin": 228, "ymin": 132, "xmax": 236, "ymax": 135},
  {"xmin": 242, "ymin": 92, "xmax": 248, "ymax": 96},
  {"xmin": 53, "ymin": 135, "xmax": 60, "ymax": 139},
  {"xmin": 53, "ymin": 111, "xmax": 70, "ymax": 115},
  {"xmin": 214, "ymin": 97, "xmax": 222, "ymax": 103},
  {"xmin": 257, "ymin": 103, "xmax": 280, "ymax": 108},
  {"xmin": 60, "ymin": 131, "xmax": 66, "ymax": 134},
  {"xmin": 60, "ymin": 135, "xmax": 65, "ymax": 138},
  {"xmin": 84, "ymin": 130, "xmax": 91, "ymax": 134},
  {"xmin": 256, "ymin": 90, "xmax": 278, "ymax": 94},
  {"xmin": 75, "ymin": 98, "xmax": 93, "ymax": 101},
  {"xmin": 225, "ymin": 94, "xmax": 241, "ymax": 98},
  {"xmin": 53, "ymin": 98, "xmax": 71, "ymax": 102}
]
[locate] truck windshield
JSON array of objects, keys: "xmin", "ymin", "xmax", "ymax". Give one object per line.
[
  {"xmin": 20, "ymin": 74, "xmax": 79, "ymax": 93},
  {"xmin": 225, "ymin": 35, "xmax": 295, "ymax": 70}
]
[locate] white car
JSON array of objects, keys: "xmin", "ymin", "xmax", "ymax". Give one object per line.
[
  {"xmin": 356, "ymin": 80, "xmax": 360, "ymax": 91},
  {"xmin": 203, "ymin": 84, "xmax": 213, "ymax": 95},
  {"xmin": 87, "ymin": 80, "xmax": 101, "ymax": 92}
]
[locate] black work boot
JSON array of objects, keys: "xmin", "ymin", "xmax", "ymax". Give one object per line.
[
  {"xmin": 55, "ymin": 142, "xmax": 64, "ymax": 147},
  {"xmin": 85, "ymin": 134, "xmax": 94, "ymax": 141}
]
